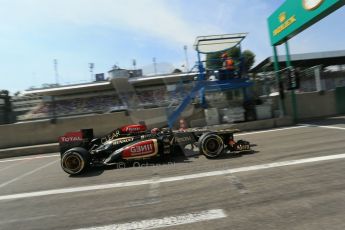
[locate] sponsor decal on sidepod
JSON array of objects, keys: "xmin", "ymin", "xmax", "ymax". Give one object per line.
[{"xmin": 122, "ymin": 140, "xmax": 157, "ymax": 158}]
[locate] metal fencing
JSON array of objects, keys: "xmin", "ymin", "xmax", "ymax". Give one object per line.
[{"xmin": 254, "ymin": 66, "xmax": 345, "ymax": 97}]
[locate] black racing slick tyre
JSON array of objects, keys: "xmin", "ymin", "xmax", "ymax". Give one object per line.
[
  {"xmin": 198, "ymin": 133, "xmax": 224, "ymax": 159},
  {"xmin": 61, "ymin": 148, "xmax": 90, "ymax": 175}
]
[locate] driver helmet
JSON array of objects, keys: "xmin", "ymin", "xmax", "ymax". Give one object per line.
[{"xmin": 151, "ymin": 128, "xmax": 160, "ymax": 134}]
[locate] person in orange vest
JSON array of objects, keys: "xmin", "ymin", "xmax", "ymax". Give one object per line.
[{"xmin": 221, "ymin": 53, "xmax": 235, "ymax": 79}]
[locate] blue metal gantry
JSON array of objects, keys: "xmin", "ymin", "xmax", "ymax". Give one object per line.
[{"xmin": 167, "ymin": 33, "xmax": 253, "ymax": 128}]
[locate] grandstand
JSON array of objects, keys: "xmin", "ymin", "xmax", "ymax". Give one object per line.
[
  {"xmin": 129, "ymin": 72, "xmax": 197, "ymax": 108},
  {"xmin": 17, "ymin": 81, "xmax": 121, "ymax": 120},
  {"xmin": 15, "ymin": 69, "xmax": 198, "ymax": 121},
  {"xmin": 12, "ymin": 94, "xmax": 43, "ymax": 119},
  {"xmin": 20, "ymin": 94, "xmax": 123, "ymax": 120}
]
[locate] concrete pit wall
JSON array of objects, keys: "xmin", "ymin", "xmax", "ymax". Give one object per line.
[
  {"xmin": 0, "ymin": 107, "xmax": 170, "ymax": 149},
  {"xmin": 0, "ymin": 105, "xmax": 201, "ymax": 149},
  {"xmin": 284, "ymin": 90, "xmax": 337, "ymax": 120},
  {"xmin": 0, "ymin": 112, "xmax": 130, "ymax": 149}
]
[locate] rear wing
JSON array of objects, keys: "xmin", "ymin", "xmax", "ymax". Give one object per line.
[{"xmin": 58, "ymin": 129, "xmax": 94, "ymax": 154}]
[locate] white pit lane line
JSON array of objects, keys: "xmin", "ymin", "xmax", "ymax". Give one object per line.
[
  {"xmin": 74, "ymin": 209, "xmax": 226, "ymax": 230},
  {"xmin": 0, "ymin": 214, "xmax": 57, "ymax": 225},
  {"xmin": 0, "ymin": 154, "xmax": 59, "ymax": 164},
  {"xmin": 1, "ymin": 153, "xmax": 345, "ymax": 201},
  {"xmin": 236, "ymin": 125, "xmax": 309, "ymax": 136},
  {"xmin": 299, "ymin": 123, "xmax": 345, "ymax": 131},
  {"xmin": 0, "ymin": 160, "xmax": 58, "ymax": 189},
  {"xmin": 0, "ymin": 160, "xmax": 28, "ymax": 173}
]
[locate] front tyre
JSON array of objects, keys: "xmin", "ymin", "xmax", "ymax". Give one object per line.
[
  {"xmin": 199, "ymin": 133, "xmax": 224, "ymax": 159},
  {"xmin": 61, "ymin": 148, "xmax": 90, "ymax": 175}
]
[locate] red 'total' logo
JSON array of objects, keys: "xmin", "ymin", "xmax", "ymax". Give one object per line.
[{"xmin": 59, "ymin": 132, "xmax": 83, "ymax": 143}]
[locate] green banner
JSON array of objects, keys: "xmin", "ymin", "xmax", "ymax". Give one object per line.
[{"xmin": 268, "ymin": 0, "xmax": 345, "ymax": 45}]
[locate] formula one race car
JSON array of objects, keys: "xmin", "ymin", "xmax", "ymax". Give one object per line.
[{"xmin": 58, "ymin": 124, "xmax": 251, "ymax": 175}]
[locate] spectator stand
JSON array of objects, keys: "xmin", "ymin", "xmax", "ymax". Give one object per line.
[{"xmin": 19, "ymin": 81, "xmax": 122, "ymax": 120}]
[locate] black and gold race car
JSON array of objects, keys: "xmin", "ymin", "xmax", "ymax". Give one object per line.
[{"xmin": 59, "ymin": 124, "xmax": 251, "ymax": 175}]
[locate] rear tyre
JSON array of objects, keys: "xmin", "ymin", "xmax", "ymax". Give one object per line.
[
  {"xmin": 61, "ymin": 148, "xmax": 90, "ymax": 175},
  {"xmin": 198, "ymin": 133, "xmax": 224, "ymax": 159}
]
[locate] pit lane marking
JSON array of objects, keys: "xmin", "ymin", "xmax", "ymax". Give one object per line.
[
  {"xmin": 0, "ymin": 160, "xmax": 28, "ymax": 173},
  {"xmin": 0, "ymin": 160, "xmax": 58, "ymax": 189},
  {"xmin": 127, "ymin": 172, "xmax": 160, "ymax": 207},
  {"xmin": 74, "ymin": 209, "xmax": 226, "ymax": 230},
  {"xmin": 226, "ymin": 174, "xmax": 249, "ymax": 194},
  {"xmin": 0, "ymin": 154, "xmax": 59, "ymax": 164},
  {"xmin": 299, "ymin": 124, "xmax": 345, "ymax": 131},
  {"xmin": 1, "ymin": 153, "xmax": 345, "ymax": 201},
  {"xmin": 147, "ymin": 173, "xmax": 160, "ymax": 203},
  {"xmin": 236, "ymin": 125, "xmax": 308, "ymax": 136},
  {"xmin": 0, "ymin": 214, "xmax": 57, "ymax": 225}
]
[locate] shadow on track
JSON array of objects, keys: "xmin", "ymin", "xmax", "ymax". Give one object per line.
[
  {"xmin": 212, "ymin": 149, "xmax": 260, "ymax": 160},
  {"xmin": 301, "ymin": 116, "xmax": 345, "ymax": 126},
  {"xmin": 69, "ymin": 167, "xmax": 105, "ymax": 178},
  {"xmin": 70, "ymin": 153, "xmax": 194, "ymax": 178},
  {"xmin": 69, "ymin": 144, "xmax": 258, "ymax": 177}
]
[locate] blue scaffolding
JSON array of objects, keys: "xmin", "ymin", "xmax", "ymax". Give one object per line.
[{"xmin": 167, "ymin": 33, "xmax": 253, "ymax": 128}]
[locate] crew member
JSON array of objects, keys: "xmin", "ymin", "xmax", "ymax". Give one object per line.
[
  {"xmin": 221, "ymin": 53, "xmax": 235, "ymax": 79},
  {"xmin": 179, "ymin": 118, "xmax": 188, "ymax": 131}
]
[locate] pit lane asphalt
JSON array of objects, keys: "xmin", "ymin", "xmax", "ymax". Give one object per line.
[{"xmin": 0, "ymin": 116, "xmax": 345, "ymax": 230}]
